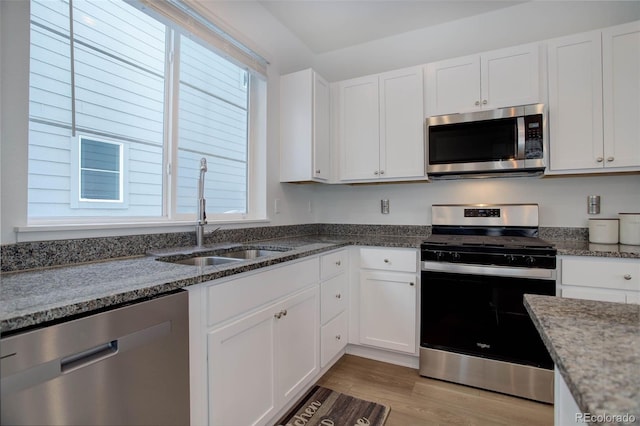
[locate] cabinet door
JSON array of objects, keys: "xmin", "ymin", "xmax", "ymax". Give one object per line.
[
  {"xmin": 321, "ymin": 310, "xmax": 348, "ymax": 367},
  {"xmin": 314, "ymin": 72, "xmax": 331, "ymax": 180},
  {"xmin": 426, "ymin": 54, "xmax": 480, "ymax": 116},
  {"xmin": 379, "ymin": 67, "xmax": 425, "ymax": 179},
  {"xmin": 481, "ymin": 43, "xmax": 541, "ymax": 110},
  {"xmin": 275, "ymin": 287, "xmax": 319, "ymax": 403},
  {"xmin": 548, "ymin": 31, "xmax": 604, "ymax": 171},
  {"xmin": 603, "ymin": 21, "xmax": 640, "ymax": 169},
  {"xmin": 359, "ymin": 271, "xmax": 417, "ymax": 353},
  {"xmin": 280, "ymin": 69, "xmax": 313, "ymax": 182},
  {"xmin": 339, "ymin": 75, "xmax": 380, "ymax": 180},
  {"xmin": 208, "ymin": 305, "xmax": 277, "ymax": 426}
]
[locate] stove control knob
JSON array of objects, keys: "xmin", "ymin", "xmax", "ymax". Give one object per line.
[
  {"xmin": 451, "ymin": 252, "xmax": 461, "ymax": 262},
  {"xmin": 436, "ymin": 251, "xmax": 444, "ymax": 261},
  {"xmin": 526, "ymin": 256, "xmax": 536, "ymax": 266},
  {"xmin": 505, "ymin": 255, "xmax": 516, "ymax": 264}
]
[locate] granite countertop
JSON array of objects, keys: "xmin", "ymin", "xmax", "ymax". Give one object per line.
[
  {"xmin": 553, "ymin": 240, "xmax": 640, "ymax": 259},
  {"xmin": 0, "ymin": 234, "xmax": 424, "ymax": 334},
  {"xmin": 524, "ymin": 294, "xmax": 640, "ymax": 426}
]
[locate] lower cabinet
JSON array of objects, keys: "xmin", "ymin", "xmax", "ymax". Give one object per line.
[
  {"xmin": 207, "ymin": 286, "xmax": 319, "ymax": 426},
  {"xmin": 555, "ymin": 368, "xmax": 582, "ymax": 426},
  {"xmin": 359, "ymin": 270, "xmax": 417, "ymax": 353},
  {"xmin": 559, "ymin": 256, "xmax": 640, "ymax": 304}
]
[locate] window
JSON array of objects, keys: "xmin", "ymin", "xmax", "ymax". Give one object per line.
[
  {"xmin": 79, "ymin": 136, "xmax": 123, "ymax": 202},
  {"xmin": 27, "ymin": 0, "xmax": 265, "ymax": 223}
]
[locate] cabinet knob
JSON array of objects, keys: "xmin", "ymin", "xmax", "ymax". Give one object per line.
[
  {"xmin": 315, "ymin": 169, "xmax": 321, "ymax": 174},
  {"xmin": 596, "ymin": 157, "xmax": 604, "ymax": 163},
  {"xmin": 335, "ymin": 335, "xmax": 341, "ymax": 341},
  {"xmin": 624, "ymin": 274, "xmax": 632, "ymax": 280},
  {"xmin": 336, "ymin": 260, "xmax": 341, "ymax": 266},
  {"xmin": 482, "ymin": 99, "xmax": 487, "ymax": 105},
  {"xmin": 384, "ymin": 258, "xmax": 390, "ymax": 263},
  {"xmin": 274, "ymin": 312, "xmax": 282, "ymax": 319},
  {"xmin": 409, "ymin": 282, "xmax": 415, "ymax": 286},
  {"xmin": 475, "ymin": 101, "xmax": 480, "ymax": 106},
  {"xmin": 380, "ymin": 170, "xmax": 385, "ymax": 175},
  {"xmin": 374, "ymin": 171, "xmax": 379, "ymax": 175},
  {"xmin": 282, "ymin": 309, "xmax": 287, "ymax": 317},
  {"xmin": 335, "ymin": 293, "xmax": 342, "ymax": 299},
  {"xmin": 607, "ymin": 157, "xmax": 614, "ymax": 162}
]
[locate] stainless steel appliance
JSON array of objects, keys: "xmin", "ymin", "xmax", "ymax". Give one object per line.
[
  {"xmin": 420, "ymin": 204, "xmax": 556, "ymax": 403},
  {"xmin": 426, "ymin": 104, "xmax": 546, "ymax": 179},
  {"xmin": 1, "ymin": 291, "xmax": 190, "ymax": 425}
]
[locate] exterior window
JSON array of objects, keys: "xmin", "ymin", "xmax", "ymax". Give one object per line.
[
  {"xmin": 79, "ymin": 137, "xmax": 123, "ymax": 202},
  {"xmin": 27, "ymin": 0, "xmax": 262, "ymax": 223}
]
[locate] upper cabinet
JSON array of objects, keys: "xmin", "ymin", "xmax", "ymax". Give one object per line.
[
  {"xmin": 280, "ymin": 68, "xmax": 330, "ymax": 182},
  {"xmin": 338, "ymin": 66, "xmax": 426, "ymax": 182},
  {"xmin": 547, "ymin": 21, "xmax": 640, "ymax": 173},
  {"xmin": 425, "ymin": 43, "xmax": 542, "ymax": 116}
]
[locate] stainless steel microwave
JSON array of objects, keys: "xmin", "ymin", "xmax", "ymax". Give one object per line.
[{"xmin": 426, "ymin": 104, "xmax": 546, "ymax": 179}]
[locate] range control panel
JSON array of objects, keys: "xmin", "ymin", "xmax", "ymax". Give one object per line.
[{"xmin": 464, "ymin": 208, "xmax": 501, "ymax": 218}]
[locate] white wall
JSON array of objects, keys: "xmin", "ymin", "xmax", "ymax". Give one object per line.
[{"xmin": 308, "ymin": 174, "xmax": 640, "ymax": 228}]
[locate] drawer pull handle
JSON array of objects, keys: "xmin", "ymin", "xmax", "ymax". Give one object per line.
[
  {"xmin": 335, "ymin": 293, "xmax": 342, "ymax": 299},
  {"xmin": 336, "ymin": 260, "xmax": 341, "ymax": 266},
  {"xmin": 624, "ymin": 274, "xmax": 632, "ymax": 280},
  {"xmin": 274, "ymin": 309, "xmax": 288, "ymax": 319},
  {"xmin": 335, "ymin": 335, "xmax": 341, "ymax": 341},
  {"xmin": 384, "ymin": 259, "xmax": 390, "ymax": 263},
  {"xmin": 409, "ymin": 282, "xmax": 415, "ymax": 286}
]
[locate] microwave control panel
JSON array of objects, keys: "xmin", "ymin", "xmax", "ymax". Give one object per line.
[{"xmin": 524, "ymin": 114, "xmax": 543, "ymax": 159}]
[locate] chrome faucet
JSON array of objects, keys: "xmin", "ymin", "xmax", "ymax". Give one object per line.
[{"xmin": 196, "ymin": 157, "xmax": 207, "ymax": 247}]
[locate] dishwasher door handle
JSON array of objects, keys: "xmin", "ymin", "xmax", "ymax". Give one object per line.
[{"xmin": 61, "ymin": 340, "xmax": 118, "ymax": 374}]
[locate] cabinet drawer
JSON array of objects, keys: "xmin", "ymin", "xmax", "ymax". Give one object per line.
[
  {"xmin": 207, "ymin": 257, "xmax": 320, "ymax": 326},
  {"xmin": 321, "ymin": 250, "xmax": 348, "ymax": 279},
  {"xmin": 561, "ymin": 257, "xmax": 640, "ymax": 291},
  {"xmin": 561, "ymin": 286, "xmax": 627, "ymax": 303},
  {"xmin": 321, "ymin": 274, "xmax": 347, "ymax": 324},
  {"xmin": 321, "ymin": 311, "xmax": 348, "ymax": 367},
  {"xmin": 360, "ymin": 247, "xmax": 417, "ymax": 272}
]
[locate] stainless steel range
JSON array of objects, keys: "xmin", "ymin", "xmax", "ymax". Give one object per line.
[{"xmin": 419, "ymin": 204, "xmax": 556, "ymax": 403}]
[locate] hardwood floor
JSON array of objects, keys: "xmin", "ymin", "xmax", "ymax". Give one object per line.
[{"xmin": 316, "ymin": 354, "xmax": 553, "ymax": 426}]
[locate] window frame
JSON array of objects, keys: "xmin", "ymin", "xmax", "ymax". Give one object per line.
[{"xmin": 24, "ymin": 0, "xmax": 267, "ymax": 227}]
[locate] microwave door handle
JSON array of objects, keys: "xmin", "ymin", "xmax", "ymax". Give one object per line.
[{"xmin": 517, "ymin": 117, "xmax": 525, "ymax": 160}]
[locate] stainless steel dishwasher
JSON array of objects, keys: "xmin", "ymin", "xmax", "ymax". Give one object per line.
[{"xmin": 1, "ymin": 290, "xmax": 190, "ymax": 426}]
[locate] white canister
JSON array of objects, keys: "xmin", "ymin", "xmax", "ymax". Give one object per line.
[
  {"xmin": 619, "ymin": 213, "xmax": 640, "ymax": 245},
  {"xmin": 588, "ymin": 218, "xmax": 619, "ymax": 244}
]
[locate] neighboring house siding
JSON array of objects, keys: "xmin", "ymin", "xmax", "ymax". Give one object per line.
[{"xmin": 28, "ymin": 0, "xmax": 249, "ymax": 219}]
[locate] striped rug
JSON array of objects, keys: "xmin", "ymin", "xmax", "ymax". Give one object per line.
[{"xmin": 276, "ymin": 385, "xmax": 390, "ymax": 426}]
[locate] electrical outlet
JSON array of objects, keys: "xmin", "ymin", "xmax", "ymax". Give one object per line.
[
  {"xmin": 308, "ymin": 200, "xmax": 312, "ymax": 214},
  {"xmin": 274, "ymin": 199, "xmax": 281, "ymax": 214}
]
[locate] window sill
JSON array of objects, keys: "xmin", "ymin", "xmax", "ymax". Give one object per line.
[{"xmin": 14, "ymin": 218, "xmax": 270, "ymax": 243}]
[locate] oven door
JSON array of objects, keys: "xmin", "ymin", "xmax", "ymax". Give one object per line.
[{"xmin": 420, "ymin": 268, "xmax": 554, "ymax": 369}]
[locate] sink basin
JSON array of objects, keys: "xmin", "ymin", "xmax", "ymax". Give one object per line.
[
  {"xmin": 218, "ymin": 249, "xmax": 285, "ymax": 260},
  {"xmin": 161, "ymin": 246, "xmax": 291, "ymax": 266},
  {"xmin": 172, "ymin": 256, "xmax": 242, "ymax": 266}
]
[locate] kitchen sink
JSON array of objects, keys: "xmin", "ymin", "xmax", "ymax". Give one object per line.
[{"xmin": 160, "ymin": 246, "xmax": 291, "ymax": 266}]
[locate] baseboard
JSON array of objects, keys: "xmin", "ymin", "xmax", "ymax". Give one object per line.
[{"xmin": 346, "ymin": 344, "xmax": 419, "ymax": 369}]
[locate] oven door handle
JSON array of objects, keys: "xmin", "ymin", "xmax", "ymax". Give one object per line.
[{"xmin": 421, "ymin": 261, "xmax": 556, "ymax": 280}]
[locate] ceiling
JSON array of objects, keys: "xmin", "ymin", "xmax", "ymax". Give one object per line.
[{"xmin": 258, "ymin": 1, "xmax": 526, "ymax": 54}]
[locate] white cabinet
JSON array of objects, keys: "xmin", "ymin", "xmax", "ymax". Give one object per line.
[
  {"xmin": 338, "ymin": 66, "xmax": 425, "ymax": 182},
  {"xmin": 548, "ymin": 21, "xmax": 640, "ymax": 173},
  {"xmin": 358, "ymin": 247, "xmax": 418, "ymax": 354},
  {"xmin": 319, "ymin": 249, "xmax": 348, "ymax": 367},
  {"xmin": 208, "ymin": 287, "xmax": 319, "ymax": 426},
  {"xmin": 554, "ymin": 368, "xmax": 582, "ymax": 426},
  {"xmin": 425, "ymin": 43, "xmax": 541, "ymax": 116},
  {"xmin": 280, "ymin": 68, "xmax": 330, "ymax": 182},
  {"xmin": 188, "ymin": 257, "xmax": 320, "ymax": 426},
  {"xmin": 559, "ymin": 256, "xmax": 640, "ymax": 304}
]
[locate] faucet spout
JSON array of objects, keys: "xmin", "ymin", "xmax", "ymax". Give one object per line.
[{"xmin": 196, "ymin": 157, "xmax": 208, "ymax": 247}]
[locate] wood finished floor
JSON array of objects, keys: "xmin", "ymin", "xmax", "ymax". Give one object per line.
[{"xmin": 316, "ymin": 354, "xmax": 553, "ymax": 426}]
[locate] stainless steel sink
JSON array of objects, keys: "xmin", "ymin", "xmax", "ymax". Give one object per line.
[
  {"xmin": 172, "ymin": 256, "xmax": 242, "ymax": 267},
  {"xmin": 218, "ymin": 249, "xmax": 285, "ymax": 260},
  {"xmin": 163, "ymin": 247, "xmax": 290, "ymax": 266}
]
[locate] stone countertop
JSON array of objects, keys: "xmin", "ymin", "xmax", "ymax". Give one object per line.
[
  {"xmin": 0, "ymin": 235, "xmax": 424, "ymax": 334},
  {"xmin": 552, "ymin": 240, "xmax": 640, "ymax": 259},
  {"xmin": 524, "ymin": 294, "xmax": 640, "ymax": 426}
]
